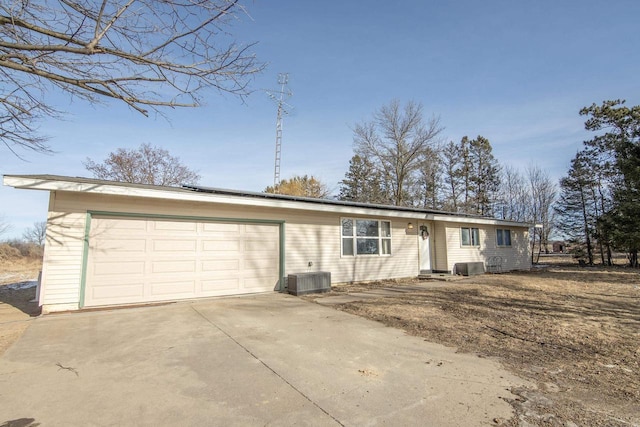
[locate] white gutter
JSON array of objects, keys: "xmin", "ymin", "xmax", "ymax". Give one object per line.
[
  {"xmin": 431, "ymin": 214, "xmax": 532, "ymax": 228},
  {"xmin": 3, "ymin": 175, "xmax": 429, "ymax": 220},
  {"xmin": 4, "ymin": 175, "xmax": 530, "ymax": 227}
]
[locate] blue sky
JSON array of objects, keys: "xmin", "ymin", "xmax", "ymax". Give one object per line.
[{"xmin": 1, "ymin": 0, "xmax": 639, "ymax": 238}]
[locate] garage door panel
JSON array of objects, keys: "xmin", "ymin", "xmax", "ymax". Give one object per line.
[
  {"xmin": 150, "ymin": 280, "xmax": 196, "ymax": 296},
  {"xmin": 153, "ymin": 221, "xmax": 197, "ymax": 232},
  {"xmin": 202, "ymin": 239, "xmax": 240, "ymax": 251},
  {"xmin": 202, "ymin": 223, "xmax": 240, "ymax": 233},
  {"xmin": 151, "ymin": 260, "xmax": 196, "ymax": 274},
  {"xmin": 91, "ymin": 283, "xmax": 144, "ymax": 299},
  {"xmin": 201, "ymin": 278, "xmax": 240, "ymax": 292},
  {"xmin": 243, "ymin": 277, "xmax": 278, "ymax": 290},
  {"xmin": 152, "ymin": 239, "xmax": 197, "ymax": 252},
  {"xmin": 95, "ymin": 219, "xmax": 147, "ymax": 231},
  {"xmin": 245, "ymin": 224, "xmax": 277, "ymax": 234},
  {"xmin": 202, "ymin": 259, "xmax": 240, "ymax": 272},
  {"xmin": 85, "ymin": 217, "xmax": 280, "ymax": 307},
  {"xmin": 93, "ymin": 261, "xmax": 145, "ymax": 275},
  {"xmin": 93, "ymin": 239, "xmax": 147, "ymax": 253}
]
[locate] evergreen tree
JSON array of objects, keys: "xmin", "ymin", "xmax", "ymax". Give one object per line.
[
  {"xmin": 459, "ymin": 136, "xmax": 473, "ymax": 213},
  {"xmin": 469, "ymin": 136, "xmax": 501, "ymax": 216},
  {"xmin": 454, "ymin": 135, "xmax": 500, "ymax": 215},
  {"xmin": 556, "ymin": 153, "xmax": 599, "ymax": 264},
  {"xmin": 440, "ymin": 141, "xmax": 463, "ymax": 212},
  {"xmin": 581, "ymin": 100, "xmax": 640, "ymax": 267},
  {"xmin": 338, "ymin": 155, "xmax": 388, "ymax": 204},
  {"xmin": 415, "ymin": 146, "xmax": 443, "ymax": 209}
]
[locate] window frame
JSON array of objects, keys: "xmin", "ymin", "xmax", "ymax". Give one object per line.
[
  {"xmin": 496, "ymin": 228, "xmax": 512, "ymax": 247},
  {"xmin": 341, "ymin": 218, "xmax": 392, "ymax": 257},
  {"xmin": 460, "ymin": 227, "xmax": 480, "ymax": 247}
]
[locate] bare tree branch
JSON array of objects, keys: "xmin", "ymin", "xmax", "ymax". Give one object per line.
[
  {"xmin": 353, "ymin": 100, "xmax": 443, "ymax": 206},
  {"xmin": 83, "ymin": 143, "xmax": 200, "ymax": 186},
  {"xmin": 1, "ymin": 0, "xmax": 264, "ymax": 155}
]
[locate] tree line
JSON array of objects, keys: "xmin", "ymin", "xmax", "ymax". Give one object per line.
[
  {"xmin": 337, "ymin": 100, "xmax": 556, "ymax": 263},
  {"xmin": 556, "ymin": 100, "xmax": 640, "ymax": 267},
  {"xmin": 337, "ymin": 99, "xmax": 639, "ymax": 267}
]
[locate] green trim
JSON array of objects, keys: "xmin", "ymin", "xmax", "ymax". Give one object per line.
[
  {"xmin": 78, "ymin": 212, "xmax": 93, "ymax": 309},
  {"xmin": 279, "ymin": 223, "xmax": 286, "ymax": 291},
  {"xmin": 87, "ymin": 210, "xmax": 284, "ymax": 226},
  {"xmin": 79, "ymin": 210, "xmax": 287, "ymax": 304}
]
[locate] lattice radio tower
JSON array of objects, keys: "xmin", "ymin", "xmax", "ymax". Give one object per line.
[{"xmin": 267, "ymin": 73, "xmax": 292, "ymax": 190}]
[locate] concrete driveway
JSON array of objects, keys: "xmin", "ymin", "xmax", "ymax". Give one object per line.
[{"xmin": 0, "ymin": 293, "xmax": 529, "ymax": 426}]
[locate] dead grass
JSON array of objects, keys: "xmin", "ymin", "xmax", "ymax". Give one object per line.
[
  {"xmin": 311, "ymin": 263, "xmax": 640, "ymax": 427},
  {"xmin": 0, "ymin": 256, "xmax": 42, "ymax": 285},
  {"xmin": 0, "ymin": 256, "xmax": 42, "ymax": 355}
]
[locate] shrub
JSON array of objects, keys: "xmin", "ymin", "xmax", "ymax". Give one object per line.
[
  {"xmin": 1, "ymin": 240, "xmax": 44, "ymax": 259},
  {"xmin": 0, "ymin": 243, "xmax": 21, "ymax": 260}
]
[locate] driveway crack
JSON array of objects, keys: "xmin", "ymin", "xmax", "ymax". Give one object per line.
[{"xmin": 190, "ymin": 305, "xmax": 344, "ymax": 426}]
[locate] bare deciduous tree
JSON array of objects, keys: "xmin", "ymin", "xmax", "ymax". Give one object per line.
[
  {"xmin": 353, "ymin": 100, "xmax": 443, "ymax": 206},
  {"xmin": 0, "ymin": 213, "xmax": 11, "ymax": 237},
  {"xmin": 1, "ymin": 0, "xmax": 264, "ymax": 155},
  {"xmin": 527, "ymin": 165, "xmax": 557, "ymax": 262},
  {"xmin": 84, "ymin": 143, "xmax": 200, "ymax": 186},
  {"xmin": 23, "ymin": 220, "xmax": 47, "ymax": 246},
  {"xmin": 497, "ymin": 166, "xmax": 529, "ymax": 222}
]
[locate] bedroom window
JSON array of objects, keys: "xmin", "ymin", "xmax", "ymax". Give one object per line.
[
  {"xmin": 461, "ymin": 227, "xmax": 480, "ymax": 247},
  {"xmin": 341, "ymin": 218, "xmax": 392, "ymax": 256},
  {"xmin": 496, "ymin": 229, "xmax": 512, "ymax": 247}
]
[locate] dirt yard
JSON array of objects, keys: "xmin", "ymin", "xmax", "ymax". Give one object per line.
[
  {"xmin": 0, "ymin": 257, "xmax": 42, "ymax": 355},
  {"xmin": 307, "ymin": 260, "xmax": 640, "ymax": 427}
]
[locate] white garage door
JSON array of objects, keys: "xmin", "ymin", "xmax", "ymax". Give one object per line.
[{"xmin": 84, "ymin": 216, "xmax": 280, "ymax": 307}]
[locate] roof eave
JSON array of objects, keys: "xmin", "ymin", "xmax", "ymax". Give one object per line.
[{"xmin": 3, "ymin": 174, "xmax": 531, "ymax": 227}]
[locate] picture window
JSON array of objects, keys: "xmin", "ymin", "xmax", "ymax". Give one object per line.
[{"xmin": 342, "ymin": 218, "xmax": 391, "ymax": 256}]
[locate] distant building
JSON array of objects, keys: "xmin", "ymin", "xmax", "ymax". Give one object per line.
[{"xmin": 552, "ymin": 241, "xmax": 567, "ymax": 253}]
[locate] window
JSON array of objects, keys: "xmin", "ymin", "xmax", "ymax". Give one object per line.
[
  {"xmin": 461, "ymin": 227, "xmax": 480, "ymax": 246},
  {"xmin": 342, "ymin": 218, "xmax": 391, "ymax": 256},
  {"xmin": 496, "ymin": 229, "xmax": 512, "ymax": 247}
]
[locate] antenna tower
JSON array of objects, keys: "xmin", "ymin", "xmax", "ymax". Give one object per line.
[{"xmin": 268, "ymin": 73, "xmax": 292, "ymax": 190}]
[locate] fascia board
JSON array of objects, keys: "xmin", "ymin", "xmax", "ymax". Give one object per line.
[
  {"xmin": 431, "ymin": 214, "xmax": 532, "ymax": 228},
  {"xmin": 3, "ymin": 175, "xmax": 429, "ymax": 220}
]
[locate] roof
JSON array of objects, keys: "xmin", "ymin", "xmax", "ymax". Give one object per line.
[{"xmin": 3, "ymin": 174, "xmax": 531, "ymax": 227}]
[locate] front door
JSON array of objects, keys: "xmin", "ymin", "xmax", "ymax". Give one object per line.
[{"xmin": 419, "ymin": 222, "xmax": 432, "ymax": 273}]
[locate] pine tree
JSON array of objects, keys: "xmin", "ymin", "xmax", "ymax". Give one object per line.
[
  {"xmin": 440, "ymin": 141, "xmax": 463, "ymax": 212},
  {"xmin": 555, "ymin": 153, "xmax": 597, "ymax": 265},
  {"xmin": 338, "ymin": 155, "xmax": 388, "ymax": 204},
  {"xmin": 416, "ymin": 146, "xmax": 443, "ymax": 209},
  {"xmin": 469, "ymin": 136, "xmax": 501, "ymax": 216},
  {"xmin": 581, "ymin": 100, "xmax": 640, "ymax": 267}
]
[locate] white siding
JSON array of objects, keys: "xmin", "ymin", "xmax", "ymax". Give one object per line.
[
  {"xmin": 441, "ymin": 222, "xmax": 531, "ymax": 273},
  {"xmin": 40, "ymin": 190, "xmax": 531, "ymax": 312},
  {"xmin": 40, "ymin": 192, "xmax": 86, "ymax": 309},
  {"xmin": 41, "ymin": 192, "xmax": 421, "ymax": 311}
]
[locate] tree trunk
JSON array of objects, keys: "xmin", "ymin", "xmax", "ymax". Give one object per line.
[{"xmin": 579, "ymin": 188, "xmax": 594, "ymax": 265}]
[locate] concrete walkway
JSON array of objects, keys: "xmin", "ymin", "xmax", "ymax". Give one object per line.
[{"xmin": 0, "ymin": 293, "xmax": 529, "ymax": 426}]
